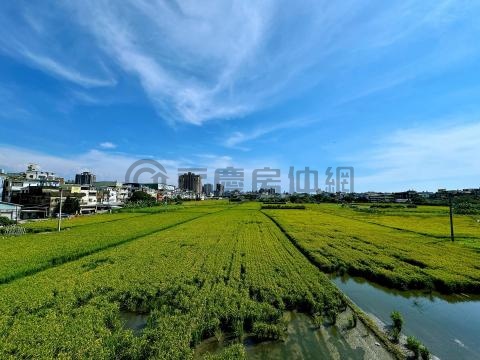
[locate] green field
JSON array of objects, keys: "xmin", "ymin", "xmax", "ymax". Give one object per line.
[
  {"xmin": 0, "ymin": 203, "xmax": 344, "ymax": 359},
  {"xmin": 265, "ymin": 203, "xmax": 480, "ymax": 293},
  {"xmin": 1, "ymin": 201, "xmax": 478, "ymax": 358},
  {"xmin": 0, "ymin": 205, "xmax": 225, "ymax": 284}
]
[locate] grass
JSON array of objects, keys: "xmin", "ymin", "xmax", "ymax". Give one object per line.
[
  {"xmin": 0, "ymin": 206, "xmax": 226, "ymax": 284},
  {"xmin": 0, "ymin": 205, "xmax": 344, "ymax": 359},
  {"xmin": 7, "ymin": 200, "xmax": 467, "ymax": 357},
  {"xmin": 264, "ymin": 204, "xmax": 480, "ymax": 293},
  {"xmin": 22, "ymin": 212, "xmax": 145, "ymax": 232}
]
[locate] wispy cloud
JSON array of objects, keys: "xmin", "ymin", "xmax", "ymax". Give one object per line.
[
  {"xmin": 99, "ymin": 142, "xmax": 117, "ymax": 149},
  {"xmin": 0, "ymin": 4, "xmax": 116, "ymax": 88},
  {"xmin": 224, "ymin": 117, "xmax": 317, "ymax": 149},
  {"xmin": 18, "ymin": 49, "xmax": 116, "ymax": 88},
  {"xmin": 350, "ymin": 120, "xmax": 480, "ymax": 191},
  {"xmin": 1, "ymin": 0, "xmax": 478, "ymax": 126}
]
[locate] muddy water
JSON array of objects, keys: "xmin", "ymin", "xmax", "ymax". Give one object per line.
[
  {"xmin": 195, "ymin": 310, "xmax": 393, "ymax": 359},
  {"xmin": 332, "ymin": 275, "xmax": 480, "ymax": 359},
  {"xmin": 119, "ymin": 311, "xmax": 149, "ymax": 336}
]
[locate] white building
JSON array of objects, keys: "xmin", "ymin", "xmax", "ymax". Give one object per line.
[
  {"xmin": 0, "ymin": 202, "xmax": 22, "ymax": 222},
  {"xmin": 79, "ymin": 186, "xmax": 97, "ymax": 213},
  {"xmin": 25, "ymin": 164, "xmax": 57, "ymax": 181}
]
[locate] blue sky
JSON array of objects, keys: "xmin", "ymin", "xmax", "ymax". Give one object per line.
[{"xmin": 1, "ymin": 0, "xmax": 480, "ymax": 192}]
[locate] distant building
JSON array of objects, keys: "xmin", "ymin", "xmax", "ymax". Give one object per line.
[
  {"xmin": 178, "ymin": 172, "xmax": 202, "ymax": 194},
  {"xmin": 78, "ymin": 186, "xmax": 98, "ymax": 213},
  {"xmin": 12, "ymin": 187, "xmax": 66, "ymax": 219},
  {"xmin": 25, "ymin": 163, "xmax": 57, "ymax": 181},
  {"xmin": 259, "ymin": 188, "xmax": 277, "ymax": 195},
  {"xmin": 0, "ymin": 170, "xmax": 6, "ymax": 200},
  {"xmin": 202, "ymin": 183, "xmax": 213, "ymax": 196},
  {"xmin": 0, "ymin": 201, "xmax": 21, "ymax": 221},
  {"xmin": 215, "ymin": 183, "xmax": 225, "ymax": 197},
  {"xmin": 364, "ymin": 192, "xmax": 394, "ymax": 202},
  {"xmin": 2, "ymin": 164, "xmax": 61, "ymax": 203},
  {"xmin": 75, "ymin": 172, "xmax": 96, "ymax": 185},
  {"xmin": 158, "ymin": 183, "xmax": 176, "ymax": 200}
]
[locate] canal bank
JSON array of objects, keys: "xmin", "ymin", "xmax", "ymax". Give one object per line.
[{"xmin": 332, "ymin": 275, "xmax": 480, "ymax": 359}]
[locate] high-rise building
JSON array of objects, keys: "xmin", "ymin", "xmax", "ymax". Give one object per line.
[
  {"xmin": 75, "ymin": 172, "xmax": 96, "ymax": 185},
  {"xmin": 202, "ymin": 183, "xmax": 213, "ymax": 196},
  {"xmin": 215, "ymin": 183, "xmax": 224, "ymax": 197},
  {"xmin": 178, "ymin": 172, "xmax": 202, "ymax": 194}
]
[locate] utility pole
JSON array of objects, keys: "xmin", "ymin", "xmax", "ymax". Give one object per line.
[
  {"xmin": 449, "ymin": 193, "xmax": 454, "ymax": 242},
  {"xmin": 57, "ymin": 188, "xmax": 63, "ymax": 232}
]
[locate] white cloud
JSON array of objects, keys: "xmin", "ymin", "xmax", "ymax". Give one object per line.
[
  {"xmin": 0, "ymin": 6, "xmax": 116, "ymax": 88},
  {"xmin": 1, "ymin": 0, "xmax": 478, "ymax": 125},
  {"xmin": 99, "ymin": 142, "xmax": 117, "ymax": 149},
  {"xmin": 0, "ymin": 145, "xmax": 179, "ymax": 184},
  {"xmin": 0, "ymin": 145, "xmax": 285, "ymax": 190},
  {"xmin": 18, "ymin": 49, "xmax": 116, "ymax": 88},
  {"xmin": 224, "ymin": 117, "xmax": 317, "ymax": 149},
  {"xmin": 350, "ymin": 121, "xmax": 480, "ymax": 191}
]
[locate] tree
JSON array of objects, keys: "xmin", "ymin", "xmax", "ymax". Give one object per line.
[
  {"xmin": 54, "ymin": 196, "xmax": 80, "ymax": 215},
  {"xmin": 129, "ymin": 191, "xmax": 155, "ymax": 202},
  {"xmin": 63, "ymin": 197, "xmax": 80, "ymax": 214},
  {"xmin": 454, "ymin": 202, "xmax": 480, "ymax": 215},
  {"xmin": 0, "ymin": 217, "xmax": 15, "ymax": 226}
]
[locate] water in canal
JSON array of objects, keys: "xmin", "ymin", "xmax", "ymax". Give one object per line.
[
  {"xmin": 195, "ymin": 310, "xmax": 394, "ymax": 359},
  {"xmin": 332, "ymin": 275, "xmax": 480, "ymax": 359}
]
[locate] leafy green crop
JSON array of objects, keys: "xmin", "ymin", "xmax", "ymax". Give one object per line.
[
  {"xmin": 265, "ymin": 204, "xmax": 480, "ymax": 293},
  {"xmin": 0, "ymin": 206, "xmax": 341, "ymax": 359}
]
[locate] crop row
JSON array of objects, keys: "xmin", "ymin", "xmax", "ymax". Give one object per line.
[
  {"xmin": 265, "ymin": 206, "xmax": 480, "ymax": 293},
  {"xmin": 0, "ymin": 208, "xmax": 342, "ymax": 359},
  {"xmin": 310, "ymin": 204, "xmax": 480, "ymax": 240},
  {"xmin": 22, "ymin": 212, "xmax": 145, "ymax": 232},
  {"xmin": 0, "ymin": 206, "xmax": 225, "ymax": 284}
]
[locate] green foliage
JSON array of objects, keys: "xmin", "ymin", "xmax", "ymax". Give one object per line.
[
  {"xmin": 54, "ymin": 196, "xmax": 81, "ymax": 215},
  {"xmin": 0, "ymin": 225, "xmax": 26, "ymax": 236},
  {"xmin": 252, "ymin": 322, "xmax": 283, "ymax": 341},
  {"xmin": 312, "ymin": 313, "xmax": 323, "ymax": 329},
  {"xmin": 130, "ymin": 191, "xmax": 155, "ymax": 202},
  {"xmin": 0, "ymin": 217, "xmax": 15, "ymax": 226},
  {"xmin": 203, "ymin": 344, "xmax": 246, "ymax": 360},
  {"xmin": 267, "ymin": 204, "xmax": 480, "ymax": 293},
  {"xmin": 0, "ymin": 204, "xmax": 341, "ymax": 358},
  {"xmin": 123, "ymin": 191, "xmax": 159, "ymax": 209},
  {"xmin": 454, "ymin": 202, "xmax": 480, "ymax": 215},
  {"xmin": 326, "ymin": 307, "xmax": 338, "ymax": 325},
  {"xmin": 420, "ymin": 345, "xmax": 430, "ymax": 360},
  {"xmin": 0, "ymin": 208, "xmax": 218, "ymax": 284},
  {"xmin": 261, "ymin": 204, "xmax": 305, "ymax": 210},
  {"xmin": 406, "ymin": 335, "xmax": 422, "ymax": 358},
  {"xmin": 390, "ymin": 327, "xmax": 400, "ymax": 343},
  {"xmin": 63, "ymin": 196, "xmax": 81, "ymax": 214},
  {"xmin": 390, "ymin": 310, "xmax": 403, "ymax": 331}
]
